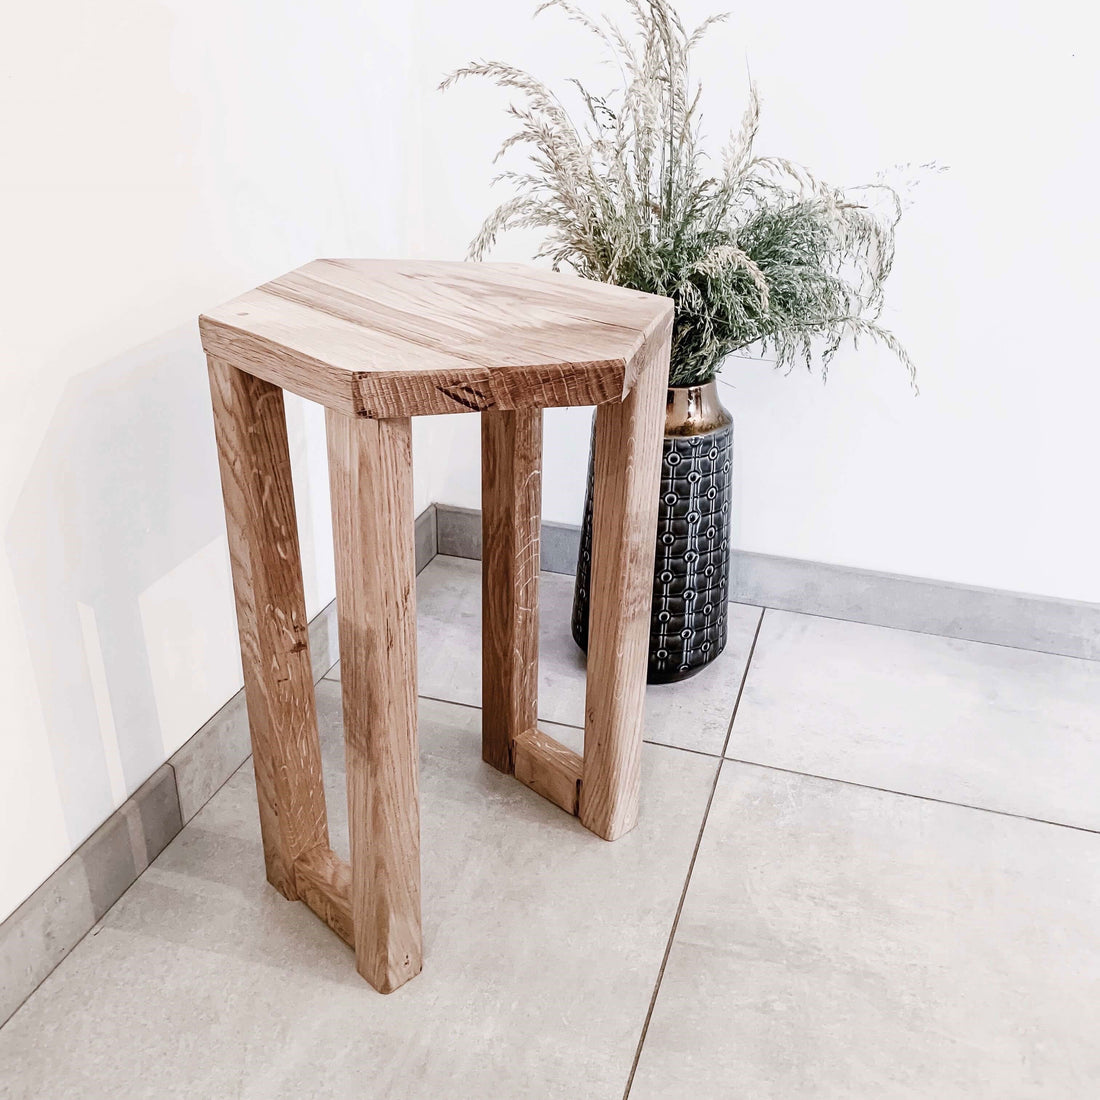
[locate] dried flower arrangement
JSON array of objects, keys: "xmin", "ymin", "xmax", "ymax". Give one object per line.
[{"xmin": 443, "ymin": 0, "xmax": 918, "ymax": 388}]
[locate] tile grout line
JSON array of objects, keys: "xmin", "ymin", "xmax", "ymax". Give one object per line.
[
  {"xmin": 415, "ymin": 683, "xmax": 1099, "ymax": 835},
  {"xmin": 411, "ymin": 693, "xmax": 734, "ymax": 760},
  {"xmin": 721, "ymin": 755, "xmax": 1100, "ymax": 837},
  {"xmin": 621, "ymin": 608, "xmax": 765, "ymax": 1100},
  {"xmin": 323, "ymin": 679, "xmax": 742, "ymax": 759},
  {"xmin": 332, "ymin": 609, "xmax": 1100, "ymax": 836}
]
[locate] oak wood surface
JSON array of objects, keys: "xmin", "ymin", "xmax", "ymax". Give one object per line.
[
  {"xmin": 481, "ymin": 408, "xmax": 542, "ymax": 773},
  {"xmin": 207, "ymin": 357, "xmax": 329, "ymax": 896},
  {"xmin": 200, "ymin": 260, "xmax": 674, "ymax": 418},
  {"xmin": 512, "ymin": 729, "xmax": 583, "ymax": 818},
  {"xmin": 578, "ymin": 322, "xmax": 673, "ymax": 840},
  {"xmin": 293, "ymin": 845, "xmax": 353, "ymax": 947},
  {"xmin": 326, "ymin": 409, "xmax": 422, "ymax": 994}
]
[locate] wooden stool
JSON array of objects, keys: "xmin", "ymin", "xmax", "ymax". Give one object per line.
[{"xmin": 199, "ymin": 260, "xmax": 673, "ymax": 993}]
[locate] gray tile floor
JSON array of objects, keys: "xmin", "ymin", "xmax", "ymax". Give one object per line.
[{"xmin": 3, "ymin": 555, "xmax": 1100, "ymax": 1099}]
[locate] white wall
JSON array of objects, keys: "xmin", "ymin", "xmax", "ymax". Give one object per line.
[
  {"xmin": 0, "ymin": 0, "xmax": 426, "ymax": 921},
  {"xmin": 418, "ymin": 0, "xmax": 1100, "ymax": 604}
]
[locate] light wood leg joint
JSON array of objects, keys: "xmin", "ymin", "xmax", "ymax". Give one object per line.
[
  {"xmin": 294, "ymin": 846, "xmax": 354, "ymax": 947},
  {"xmin": 513, "ymin": 729, "xmax": 582, "ymax": 816},
  {"xmin": 480, "ymin": 333, "xmax": 670, "ymax": 841}
]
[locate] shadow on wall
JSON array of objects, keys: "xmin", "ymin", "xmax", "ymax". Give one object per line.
[{"xmin": 6, "ymin": 325, "xmax": 238, "ymax": 849}]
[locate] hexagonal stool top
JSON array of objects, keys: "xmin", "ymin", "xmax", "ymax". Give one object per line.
[{"xmin": 200, "ymin": 258, "xmax": 673, "ymax": 418}]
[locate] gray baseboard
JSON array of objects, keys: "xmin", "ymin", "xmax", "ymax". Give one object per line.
[
  {"xmin": 0, "ymin": 764, "xmax": 181, "ymax": 1029},
  {"xmin": 727, "ymin": 550, "xmax": 1100, "ymax": 663},
  {"xmin": 0, "ymin": 503, "xmax": 439, "ymax": 1028},
  {"xmin": 434, "ymin": 503, "xmax": 1100, "ymax": 663},
  {"xmin": 437, "ymin": 504, "xmax": 582, "ymax": 576}
]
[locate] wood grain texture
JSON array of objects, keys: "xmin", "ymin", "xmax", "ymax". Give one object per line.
[
  {"xmin": 481, "ymin": 408, "xmax": 542, "ymax": 773},
  {"xmin": 294, "ymin": 845, "xmax": 353, "ymax": 947},
  {"xmin": 513, "ymin": 729, "xmax": 583, "ymax": 817},
  {"xmin": 200, "ymin": 260, "xmax": 674, "ymax": 418},
  {"xmin": 207, "ymin": 357, "xmax": 328, "ymax": 896},
  {"xmin": 326, "ymin": 409, "xmax": 422, "ymax": 994},
  {"xmin": 579, "ymin": 322, "xmax": 673, "ymax": 841}
]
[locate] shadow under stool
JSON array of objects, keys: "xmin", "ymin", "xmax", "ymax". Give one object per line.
[{"xmin": 199, "ymin": 259, "xmax": 674, "ymax": 993}]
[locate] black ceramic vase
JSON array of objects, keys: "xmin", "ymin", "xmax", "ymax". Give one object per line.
[{"xmin": 571, "ymin": 381, "xmax": 734, "ymax": 683}]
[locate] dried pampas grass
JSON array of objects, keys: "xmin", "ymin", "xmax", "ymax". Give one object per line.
[{"xmin": 443, "ymin": 0, "xmax": 922, "ymax": 388}]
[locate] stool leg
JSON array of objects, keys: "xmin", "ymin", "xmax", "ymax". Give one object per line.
[
  {"xmin": 579, "ymin": 335, "xmax": 671, "ymax": 841},
  {"xmin": 207, "ymin": 357, "xmax": 328, "ymax": 898},
  {"xmin": 481, "ymin": 408, "xmax": 542, "ymax": 774},
  {"xmin": 326, "ymin": 409, "xmax": 421, "ymax": 994}
]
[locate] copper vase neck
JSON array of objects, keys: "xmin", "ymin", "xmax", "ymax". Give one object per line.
[{"xmin": 664, "ymin": 380, "xmax": 732, "ymax": 437}]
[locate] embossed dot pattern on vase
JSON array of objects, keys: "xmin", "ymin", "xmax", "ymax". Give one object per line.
[{"xmin": 573, "ymin": 382, "xmax": 734, "ymax": 683}]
